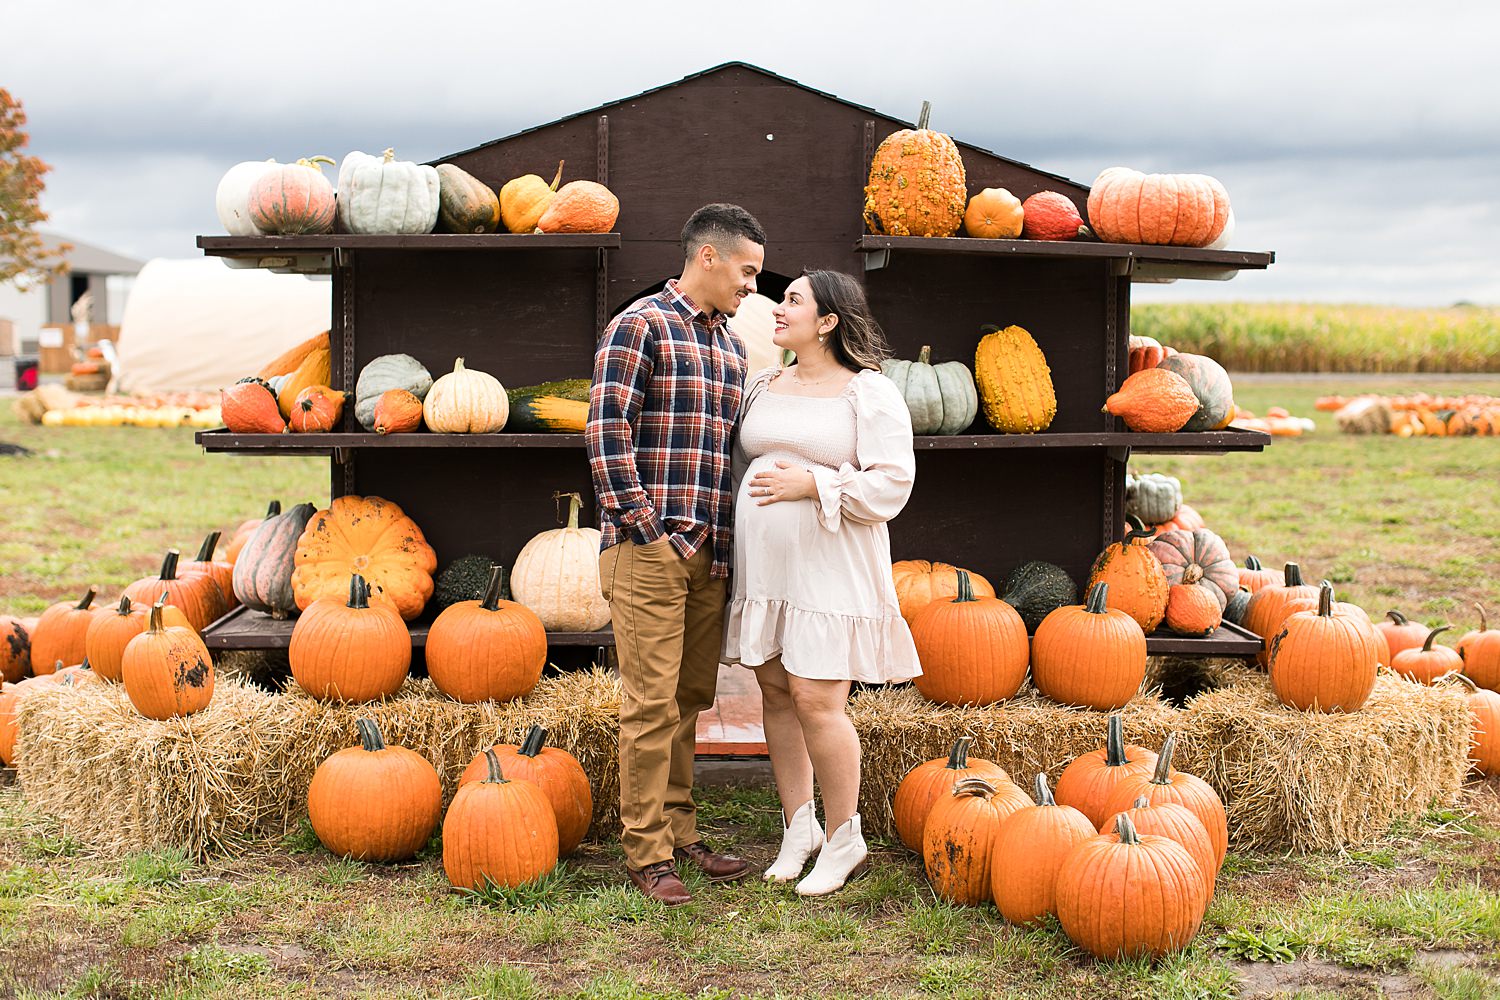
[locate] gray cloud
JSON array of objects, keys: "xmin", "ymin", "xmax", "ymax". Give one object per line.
[{"xmin": 8, "ymin": 0, "xmax": 1499, "ymax": 304}]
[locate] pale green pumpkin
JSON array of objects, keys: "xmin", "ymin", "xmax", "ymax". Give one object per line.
[
  {"xmin": 355, "ymin": 354, "xmax": 433, "ymax": 430},
  {"xmin": 881, "ymin": 345, "xmax": 978, "ymax": 436}
]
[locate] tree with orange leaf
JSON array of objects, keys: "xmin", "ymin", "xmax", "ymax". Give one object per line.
[{"xmin": 1, "ymin": 88, "xmax": 69, "ymax": 285}]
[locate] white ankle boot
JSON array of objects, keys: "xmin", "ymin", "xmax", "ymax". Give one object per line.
[
  {"xmin": 795, "ymin": 813, "xmax": 868, "ymax": 896},
  {"xmin": 765, "ymin": 800, "xmax": 823, "ymax": 882}
]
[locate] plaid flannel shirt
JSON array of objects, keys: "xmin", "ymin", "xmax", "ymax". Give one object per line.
[{"xmin": 587, "ymin": 279, "xmax": 748, "ymax": 578}]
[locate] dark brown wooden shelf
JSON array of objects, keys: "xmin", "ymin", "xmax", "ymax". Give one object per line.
[
  {"xmin": 198, "ymin": 428, "xmax": 1269, "ymax": 456},
  {"xmin": 198, "ymin": 233, "xmax": 621, "ymax": 254},
  {"xmin": 1144, "ymin": 621, "xmax": 1262, "ymax": 656},
  {"xmin": 857, "ymin": 235, "xmax": 1274, "ymax": 275},
  {"xmin": 201, "ymin": 605, "xmax": 612, "ymax": 651}
]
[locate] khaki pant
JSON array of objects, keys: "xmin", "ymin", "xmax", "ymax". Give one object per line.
[{"xmin": 600, "ymin": 536, "xmax": 724, "ymax": 868}]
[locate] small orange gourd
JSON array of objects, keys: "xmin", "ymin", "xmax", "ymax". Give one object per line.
[{"xmin": 1103, "ymin": 368, "xmax": 1200, "ymax": 433}]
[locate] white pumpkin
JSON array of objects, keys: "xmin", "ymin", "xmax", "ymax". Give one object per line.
[
  {"xmin": 216, "ymin": 159, "xmax": 275, "ymax": 236},
  {"xmin": 511, "ymin": 493, "xmax": 611, "ymax": 632},
  {"xmin": 422, "ymin": 358, "xmax": 508, "ymax": 433},
  {"xmin": 337, "ymin": 148, "xmax": 441, "ymax": 235}
]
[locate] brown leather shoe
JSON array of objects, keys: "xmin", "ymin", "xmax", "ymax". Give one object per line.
[
  {"xmin": 674, "ymin": 841, "xmax": 750, "ymax": 882},
  {"xmin": 626, "ymin": 860, "xmax": 692, "ymax": 906}
]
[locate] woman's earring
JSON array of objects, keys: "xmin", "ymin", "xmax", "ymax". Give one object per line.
[{"xmin": 817, "ymin": 334, "xmax": 826, "ymax": 343}]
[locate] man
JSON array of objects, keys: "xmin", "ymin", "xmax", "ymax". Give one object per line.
[{"xmin": 587, "ymin": 203, "xmax": 766, "ymax": 905}]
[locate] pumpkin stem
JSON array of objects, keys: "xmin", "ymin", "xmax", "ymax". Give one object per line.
[
  {"xmin": 1124, "ymin": 514, "xmax": 1152, "ymax": 543},
  {"xmin": 944, "ymin": 736, "xmax": 972, "ymax": 770},
  {"xmin": 1115, "ymin": 812, "xmax": 1142, "ymax": 846},
  {"xmin": 1386, "ymin": 610, "xmax": 1409, "ymax": 626},
  {"xmin": 453, "ymin": 358, "xmax": 466, "ymax": 374},
  {"xmin": 1317, "ymin": 582, "xmax": 1334, "ymax": 617},
  {"xmin": 917, "ymin": 345, "xmax": 933, "ymax": 365},
  {"xmin": 1284, "ymin": 563, "xmax": 1304, "ymax": 588},
  {"xmin": 483, "ymin": 748, "xmax": 507, "ymax": 784},
  {"xmin": 519, "ymin": 725, "xmax": 548, "ymax": 758},
  {"xmin": 954, "ymin": 570, "xmax": 977, "ymax": 604},
  {"xmin": 193, "ymin": 531, "xmax": 221, "ymax": 563},
  {"xmin": 1105, "ymin": 715, "xmax": 1130, "ymax": 767},
  {"xmin": 1421, "ymin": 625, "xmax": 1452, "ymax": 653},
  {"xmin": 953, "ymin": 776, "xmax": 995, "ymax": 799},
  {"xmin": 1151, "ymin": 733, "xmax": 1177, "ymax": 784},
  {"xmin": 1183, "ymin": 564, "xmax": 1204, "ymax": 586},
  {"xmin": 916, "ymin": 100, "xmax": 932, "ymax": 131},
  {"xmin": 381, "ymin": 148, "xmax": 395, "ymax": 163},
  {"xmin": 1448, "ymin": 672, "xmax": 1480, "ymax": 693},
  {"xmin": 1133, "ymin": 795, "xmax": 1150, "ymax": 810},
  {"xmin": 356, "ymin": 718, "xmax": 386, "ymax": 753},
  {"xmin": 1476, "ymin": 604, "xmax": 1488, "ymax": 633},
  {"xmin": 75, "ymin": 586, "xmax": 98, "ymax": 611},
  {"xmin": 1085, "ymin": 582, "xmax": 1109, "ymax": 615},
  {"xmin": 157, "ymin": 550, "xmax": 181, "ymax": 581},
  {"xmin": 1033, "ymin": 773, "xmax": 1056, "ymax": 807},
  {"xmin": 116, "ymin": 595, "xmax": 133, "ymax": 616},
  {"xmin": 265, "ymin": 500, "xmax": 282, "ymax": 518},
  {"xmin": 1245, "ymin": 555, "xmax": 1263, "ymax": 571},
  {"xmin": 480, "ymin": 564, "xmax": 509, "ymax": 612},
  {"xmin": 549, "ymin": 160, "xmax": 565, "ymax": 192},
  {"xmin": 556, "ymin": 491, "xmax": 583, "ymax": 531},
  {"xmin": 347, "ymin": 574, "xmax": 369, "ymax": 610},
  {"xmin": 147, "ymin": 593, "xmax": 167, "ymax": 634}
]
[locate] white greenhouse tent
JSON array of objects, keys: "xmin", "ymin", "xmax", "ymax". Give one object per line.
[{"xmin": 113, "ymin": 259, "xmax": 330, "ymax": 395}]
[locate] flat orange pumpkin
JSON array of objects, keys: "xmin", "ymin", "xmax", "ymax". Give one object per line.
[{"xmin": 291, "ymin": 495, "xmax": 437, "ymax": 621}]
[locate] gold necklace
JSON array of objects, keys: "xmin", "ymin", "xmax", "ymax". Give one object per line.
[{"xmin": 790, "ymin": 365, "xmax": 837, "ymax": 386}]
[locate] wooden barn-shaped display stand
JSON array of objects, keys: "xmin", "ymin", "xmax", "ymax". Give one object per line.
[{"xmin": 196, "ymin": 63, "xmax": 1275, "ymax": 749}]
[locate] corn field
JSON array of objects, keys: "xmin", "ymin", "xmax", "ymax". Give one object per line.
[{"xmin": 1132, "ymin": 303, "xmax": 1500, "ymax": 372}]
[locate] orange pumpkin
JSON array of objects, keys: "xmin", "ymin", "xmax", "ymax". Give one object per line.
[
  {"xmin": 30, "ymin": 586, "xmax": 99, "ymax": 674},
  {"xmin": 1053, "ymin": 715, "xmax": 1160, "ymax": 829},
  {"xmin": 180, "ymin": 530, "xmax": 237, "ymax": 613},
  {"xmin": 962, "ymin": 187, "xmax": 1024, "ymax": 239},
  {"xmin": 1458, "ymin": 604, "xmax": 1500, "ymax": 691},
  {"xmin": 862, "ymin": 102, "xmax": 966, "ymax": 238},
  {"xmin": 459, "ymin": 725, "xmax": 593, "ymax": 856},
  {"xmin": 1087, "ymin": 167, "xmax": 1231, "ymax": 248},
  {"xmin": 909, "ymin": 570, "xmax": 1029, "ymax": 706},
  {"xmin": 289, "ymin": 574, "xmax": 411, "ymax": 702},
  {"xmin": 425, "ymin": 565, "xmax": 547, "ymax": 703},
  {"xmin": 308, "ymin": 718, "xmax": 442, "ymax": 862},
  {"xmin": 1032, "ymin": 583, "xmax": 1147, "ymax": 711},
  {"xmin": 1237, "ymin": 555, "xmax": 1281, "ymax": 594},
  {"xmin": 1390, "ymin": 625, "xmax": 1462, "ymax": 685},
  {"xmin": 1450, "ymin": 674, "xmax": 1500, "ymax": 776},
  {"xmin": 534, "ymin": 180, "xmax": 619, "ymax": 234},
  {"xmin": 1103, "ymin": 368, "xmax": 1200, "ymax": 432},
  {"xmin": 1, "ymin": 616, "xmax": 30, "ymax": 683},
  {"xmin": 443, "ymin": 748, "xmax": 559, "ymax": 891},
  {"xmin": 1241, "ymin": 563, "xmax": 1320, "ymax": 669},
  {"xmin": 121, "ymin": 550, "xmax": 225, "ymax": 632},
  {"xmin": 291, "ymin": 495, "xmax": 437, "ymax": 621},
  {"xmin": 1020, "ymin": 191, "xmax": 1090, "ymax": 241},
  {"xmin": 1087, "ymin": 517, "xmax": 1169, "ymax": 633},
  {"xmin": 1099, "ymin": 796, "xmax": 1217, "ymax": 892},
  {"xmin": 1099, "ymin": 733, "xmax": 1228, "ymax": 871},
  {"xmin": 922, "ymin": 775, "xmax": 1030, "ymax": 905},
  {"xmin": 892, "ymin": 560, "xmax": 995, "ymax": 622},
  {"xmin": 1377, "ymin": 610, "xmax": 1431, "ymax": 662},
  {"xmin": 220, "ymin": 380, "xmax": 286, "ymax": 434},
  {"xmin": 1163, "ymin": 570, "xmax": 1224, "ymax": 637},
  {"xmin": 121, "ymin": 597, "xmax": 215, "ymax": 720},
  {"xmin": 892, "ymin": 736, "xmax": 1010, "ymax": 853},
  {"xmin": 989, "ymin": 774, "xmax": 1098, "ymax": 925},
  {"xmin": 286, "ymin": 385, "xmax": 346, "ymax": 433},
  {"xmin": 1268, "ymin": 582, "xmax": 1381, "ymax": 713},
  {"xmin": 373, "ymin": 389, "xmax": 424, "ymax": 435}
]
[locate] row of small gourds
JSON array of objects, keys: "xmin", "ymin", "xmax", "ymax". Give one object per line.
[
  {"xmin": 217, "ymin": 152, "xmax": 618, "ymax": 237},
  {"xmin": 308, "ymin": 719, "xmax": 588, "ymax": 893},
  {"xmin": 882, "ymin": 331, "xmax": 1236, "ymax": 437},
  {"xmin": 895, "ymin": 722, "xmax": 1224, "ymax": 960},
  {"xmin": 1330, "ymin": 394, "xmax": 1500, "ymax": 437},
  {"xmin": 221, "ymin": 333, "xmax": 587, "ymax": 437},
  {"xmin": 864, "ymin": 103, "xmax": 1235, "ymax": 250}
]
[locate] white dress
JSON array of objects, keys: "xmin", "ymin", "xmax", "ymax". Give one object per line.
[{"xmin": 721, "ymin": 367, "xmax": 922, "ymax": 684}]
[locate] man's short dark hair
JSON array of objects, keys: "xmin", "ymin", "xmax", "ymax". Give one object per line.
[{"xmin": 681, "ymin": 203, "xmax": 766, "ymax": 260}]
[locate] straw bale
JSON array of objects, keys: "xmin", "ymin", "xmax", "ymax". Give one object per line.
[
  {"xmin": 1145, "ymin": 655, "xmax": 1257, "ymax": 703},
  {"xmin": 849, "ymin": 685, "xmax": 1188, "ymax": 842},
  {"xmin": 15, "ymin": 669, "xmax": 622, "ymax": 858},
  {"xmin": 1183, "ymin": 669, "xmax": 1471, "ymax": 852}
]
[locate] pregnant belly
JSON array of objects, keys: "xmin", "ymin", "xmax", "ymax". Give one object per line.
[{"xmin": 738, "ymin": 455, "xmax": 817, "ymax": 540}]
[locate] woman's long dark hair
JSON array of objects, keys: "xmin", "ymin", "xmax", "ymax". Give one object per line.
[{"xmin": 802, "ymin": 270, "xmax": 891, "ymax": 372}]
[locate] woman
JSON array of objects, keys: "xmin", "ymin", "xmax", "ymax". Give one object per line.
[{"xmin": 722, "ymin": 269, "xmax": 919, "ymax": 896}]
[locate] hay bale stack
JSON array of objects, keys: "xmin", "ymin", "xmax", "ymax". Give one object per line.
[
  {"xmin": 848, "ymin": 686, "xmax": 1187, "ymax": 842},
  {"xmin": 1184, "ymin": 670, "xmax": 1471, "ymax": 852},
  {"xmin": 15, "ymin": 669, "xmax": 622, "ymax": 858}
]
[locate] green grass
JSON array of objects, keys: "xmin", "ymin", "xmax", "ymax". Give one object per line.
[{"xmin": 1133, "ymin": 302, "xmax": 1500, "ymax": 372}]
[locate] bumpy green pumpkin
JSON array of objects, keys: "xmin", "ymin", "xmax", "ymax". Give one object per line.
[
  {"xmin": 881, "ymin": 346, "xmax": 978, "ymax": 436},
  {"xmin": 435, "ymin": 556, "xmax": 509, "ymax": 611},
  {"xmin": 1001, "ymin": 561, "xmax": 1078, "ymax": 632},
  {"xmin": 974, "ymin": 325, "xmax": 1056, "ymax": 434},
  {"xmin": 1155, "ymin": 354, "xmax": 1234, "ymax": 432},
  {"xmin": 435, "ymin": 164, "xmax": 501, "ymax": 234},
  {"xmin": 1125, "ymin": 473, "xmax": 1182, "ymax": 526},
  {"xmin": 355, "ymin": 354, "xmax": 433, "ymax": 430}
]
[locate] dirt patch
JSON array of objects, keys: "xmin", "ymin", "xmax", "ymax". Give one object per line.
[{"xmin": 1235, "ymin": 958, "xmax": 1431, "ymax": 999}]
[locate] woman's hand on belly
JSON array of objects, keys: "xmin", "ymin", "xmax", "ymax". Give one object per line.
[{"xmin": 748, "ymin": 461, "xmax": 817, "ymax": 506}]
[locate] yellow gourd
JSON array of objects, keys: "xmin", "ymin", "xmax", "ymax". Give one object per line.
[
  {"xmin": 277, "ymin": 343, "xmax": 332, "ymax": 420},
  {"xmin": 974, "ymin": 324, "xmax": 1057, "ymax": 434}
]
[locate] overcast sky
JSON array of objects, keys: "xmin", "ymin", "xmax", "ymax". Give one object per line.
[{"xmin": 7, "ymin": 0, "xmax": 1498, "ymax": 305}]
